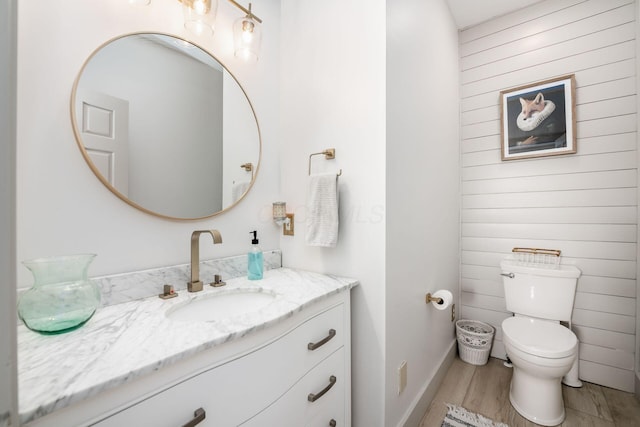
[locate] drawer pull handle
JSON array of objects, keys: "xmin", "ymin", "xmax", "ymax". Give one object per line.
[
  {"xmin": 308, "ymin": 375, "xmax": 337, "ymax": 402},
  {"xmin": 330, "ymin": 420, "xmax": 337, "ymax": 427},
  {"xmin": 182, "ymin": 407, "xmax": 206, "ymax": 427},
  {"xmin": 308, "ymin": 329, "xmax": 336, "ymax": 351}
]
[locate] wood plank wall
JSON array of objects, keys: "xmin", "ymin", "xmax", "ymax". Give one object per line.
[{"xmin": 459, "ymin": 0, "xmax": 637, "ymax": 392}]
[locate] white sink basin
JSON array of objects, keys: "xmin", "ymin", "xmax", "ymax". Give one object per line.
[{"xmin": 166, "ymin": 289, "xmax": 277, "ymax": 322}]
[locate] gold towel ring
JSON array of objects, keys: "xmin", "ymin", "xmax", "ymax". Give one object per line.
[{"xmin": 308, "ymin": 148, "xmax": 342, "ymax": 176}]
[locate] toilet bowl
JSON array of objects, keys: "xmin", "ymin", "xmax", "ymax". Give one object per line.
[
  {"xmin": 502, "ymin": 316, "xmax": 578, "ymax": 426},
  {"xmin": 500, "ymin": 256, "xmax": 581, "ymax": 425}
]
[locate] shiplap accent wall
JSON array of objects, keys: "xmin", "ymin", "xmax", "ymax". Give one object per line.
[{"xmin": 459, "ymin": 0, "xmax": 637, "ymax": 392}]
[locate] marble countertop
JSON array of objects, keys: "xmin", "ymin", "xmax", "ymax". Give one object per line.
[{"xmin": 18, "ymin": 268, "xmax": 358, "ymax": 425}]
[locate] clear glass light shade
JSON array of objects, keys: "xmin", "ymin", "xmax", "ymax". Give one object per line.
[
  {"xmin": 181, "ymin": 0, "xmax": 218, "ymax": 36},
  {"xmin": 233, "ymin": 15, "xmax": 261, "ymax": 62}
]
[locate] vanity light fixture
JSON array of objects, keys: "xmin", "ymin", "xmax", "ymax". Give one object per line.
[
  {"xmin": 172, "ymin": 0, "xmax": 263, "ymax": 60},
  {"xmin": 273, "ymin": 202, "xmax": 294, "ymax": 236},
  {"xmin": 229, "ymin": 0, "xmax": 262, "ymax": 62},
  {"xmin": 179, "ymin": 0, "xmax": 219, "ymax": 36}
]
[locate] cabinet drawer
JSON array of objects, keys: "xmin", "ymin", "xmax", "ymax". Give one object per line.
[
  {"xmin": 94, "ymin": 303, "xmax": 345, "ymax": 427},
  {"xmin": 240, "ymin": 348, "xmax": 345, "ymax": 427},
  {"xmin": 299, "ymin": 303, "xmax": 345, "ymax": 369}
]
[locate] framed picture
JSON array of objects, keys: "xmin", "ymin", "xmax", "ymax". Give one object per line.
[{"xmin": 500, "ymin": 75, "xmax": 576, "ymax": 160}]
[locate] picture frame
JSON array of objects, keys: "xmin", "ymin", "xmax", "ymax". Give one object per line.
[{"xmin": 500, "ymin": 75, "xmax": 576, "ymax": 161}]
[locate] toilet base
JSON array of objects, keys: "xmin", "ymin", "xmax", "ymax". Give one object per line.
[{"xmin": 510, "ymin": 366, "xmax": 565, "ymax": 426}]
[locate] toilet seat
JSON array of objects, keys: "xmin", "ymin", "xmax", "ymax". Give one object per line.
[{"xmin": 502, "ymin": 317, "xmax": 577, "ymax": 358}]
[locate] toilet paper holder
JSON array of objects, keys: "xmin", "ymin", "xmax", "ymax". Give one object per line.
[{"xmin": 425, "ymin": 293, "xmax": 443, "ymax": 305}]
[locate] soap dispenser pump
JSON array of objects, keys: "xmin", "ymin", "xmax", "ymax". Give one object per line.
[{"xmin": 248, "ymin": 230, "xmax": 263, "ymax": 280}]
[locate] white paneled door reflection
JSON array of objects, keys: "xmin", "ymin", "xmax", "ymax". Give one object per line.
[{"xmin": 77, "ymin": 89, "xmax": 129, "ymax": 196}]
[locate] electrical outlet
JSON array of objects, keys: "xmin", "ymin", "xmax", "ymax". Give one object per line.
[
  {"xmin": 451, "ymin": 303, "xmax": 456, "ymax": 322},
  {"xmin": 283, "ymin": 213, "xmax": 294, "ymax": 236},
  {"xmin": 398, "ymin": 361, "xmax": 407, "ymax": 395}
]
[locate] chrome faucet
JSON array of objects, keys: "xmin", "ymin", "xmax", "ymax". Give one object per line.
[{"xmin": 188, "ymin": 230, "xmax": 223, "ymax": 292}]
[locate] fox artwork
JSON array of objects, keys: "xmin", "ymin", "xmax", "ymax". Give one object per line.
[
  {"xmin": 500, "ymin": 75, "xmax": 575, "ymax": 160},
  {"xmin": 503, "ymin": 83, "xmax": 567, "ymax": 152}
]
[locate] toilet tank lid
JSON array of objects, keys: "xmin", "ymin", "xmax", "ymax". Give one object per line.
[
  {"xmin": 500, "ymin": 260, "xmax": 581, "ymax": 278},
  {"xmin": 502, "ymin": 317, "xmax": 577, "ymax": 358}
]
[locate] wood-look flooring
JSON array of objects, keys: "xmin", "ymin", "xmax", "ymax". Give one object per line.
[{"xmin": 419, "ymin": 357, "xmax": 640, "ymax": 427}]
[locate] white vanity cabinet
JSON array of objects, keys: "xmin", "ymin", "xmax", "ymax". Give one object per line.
[
  {"xmin": 240, "ymin": 348, "xmax": 345, "ymax": 427},
  {"xmin": 91, "ymin": 293, "xmax": 350, "ymax": 427}
]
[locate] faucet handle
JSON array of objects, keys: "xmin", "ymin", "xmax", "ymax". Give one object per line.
[
  {"xmin": 210, "ymin": 274, "xmax": 226, "ymax": 288},
  {"xmin": 159, "ymin": 284, "xmax": 178, "ymax": 299}
]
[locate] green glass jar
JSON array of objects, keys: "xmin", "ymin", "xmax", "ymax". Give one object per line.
[{"xmin": 17, "ymin": 254, "xmax": 101, "ymax": 334}]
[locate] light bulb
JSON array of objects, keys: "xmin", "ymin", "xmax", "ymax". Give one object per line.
[
  {"xmin": 241, "ymin": 19, "xmax": 255, "ymax": 43},
  {"xmin": 193, "ymin": 0, "xmax": 206, "ymax": 14},
  {"xmin": 242, "ymin": 32, "xmax": 253, "ymax": 43}
]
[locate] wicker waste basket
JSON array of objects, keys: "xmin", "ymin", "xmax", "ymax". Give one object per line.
[{"xmin": 456, "ymin": 319, "xmax": 495, "ymax": 366}]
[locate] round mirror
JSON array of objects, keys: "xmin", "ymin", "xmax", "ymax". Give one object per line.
[{"xmin": 71, "ymin": 33, "xmax": 261, "ymax": 220}]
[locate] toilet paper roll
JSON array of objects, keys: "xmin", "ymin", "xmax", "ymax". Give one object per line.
[{"xmin": 431, "ymin": 290, "xmax": 453, "ymax": 310}]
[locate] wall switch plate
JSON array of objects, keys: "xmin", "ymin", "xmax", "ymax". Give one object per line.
[
  {"xmin": 283, "ymin": 213, "xmax": 294, "ymax": 236},
  {"xmin": 397, "ymin": 360, "xmax": 407, "ymax": 395}
]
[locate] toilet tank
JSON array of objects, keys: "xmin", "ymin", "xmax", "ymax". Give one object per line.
[{"xmin": 500, "ymin": 259, "xmax": 581, "ymax": 321}]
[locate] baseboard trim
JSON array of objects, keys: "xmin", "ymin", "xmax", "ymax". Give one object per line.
[{"xmin": 398, "ymin": 339, "xmax": 457, "ymax": 427}]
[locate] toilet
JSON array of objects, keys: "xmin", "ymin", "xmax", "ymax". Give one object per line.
[{"xmin": 500, "ymin": 258, "xmax": 581, "ymax": 426}]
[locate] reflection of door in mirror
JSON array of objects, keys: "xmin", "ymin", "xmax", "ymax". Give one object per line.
[
  {"xmin": 76, "ymin": 89, "xmax": 130, "ymax": 197},
  {"xmin": 78, "ymin": 35, "xmax": 223, "ymax": 218}
]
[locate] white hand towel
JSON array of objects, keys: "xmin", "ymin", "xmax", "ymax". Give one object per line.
[
  {"xmin": 305, "ymin": 173, "xmax": 339, "ymax": 247},
  {"xmin": 232, "ymin": 181, "xmax": 250, "ymax": 202}
]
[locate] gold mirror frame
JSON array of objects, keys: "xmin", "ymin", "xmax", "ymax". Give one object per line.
[{"xmin": 70, "ymin": 32, "xmax": 262, "ymax": 221}]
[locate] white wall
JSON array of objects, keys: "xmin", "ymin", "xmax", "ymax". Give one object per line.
[
  {"xmin": 386, "ymin": 0, "xmax": 460, "ymax": 425},
  {"xmin": 460, "ymin": 0, "xmax": 637, "ymax": 392},
  {"xmin": 0, "ymin": 0, "xmax": 17, "ymax": 424},
  {"xmin": 278, "ymin": 0, "xmax": 386, "ymax": 425},
  {"xmin": 280, "ymin": 0, "xmax": 459, "ymax": 425},
  {"xmin": 16, "ymin": 0, "xmax": 282, "ymax": 288}
]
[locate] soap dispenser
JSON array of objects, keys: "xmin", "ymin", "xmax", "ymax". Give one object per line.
[{"xmin": 248, "ymin": 230, "xmax": 263, "ymax": 280}]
